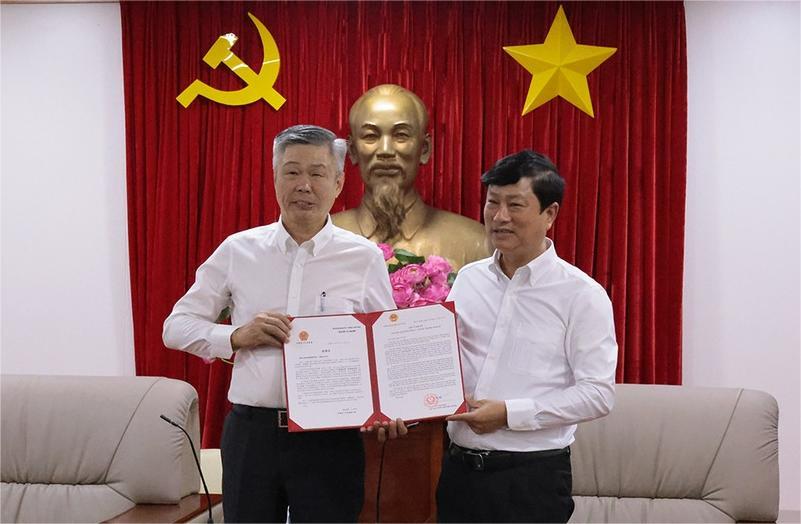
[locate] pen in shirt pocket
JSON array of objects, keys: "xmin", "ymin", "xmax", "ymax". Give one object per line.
[{"xmin": 319, "ymin": 291, "xmax": 326, "ymax": 313}]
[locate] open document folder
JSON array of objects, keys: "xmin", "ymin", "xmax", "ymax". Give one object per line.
[{"xmin": 282, "ymin": 302, "xmax": 467, "ymax": 431}]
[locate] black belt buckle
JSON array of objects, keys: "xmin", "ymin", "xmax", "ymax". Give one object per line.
[
  {"xmin": 278, "ymin": 410, "xmax": 288, "ymax": 428},
  {"xmin": 464, "ymin": 449, "xmax": 491, "ymax": 471}
]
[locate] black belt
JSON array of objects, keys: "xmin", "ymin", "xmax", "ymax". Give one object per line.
[
  {"xmin": 231, "ymin": 404, "xmax": 288, "ymax": 428},
  {"xmin": 448, "ymin": 443, "xmax": 569, "ymax": 472}
]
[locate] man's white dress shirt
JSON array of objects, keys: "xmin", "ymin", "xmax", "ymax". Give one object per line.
[
  {"xmin": 163, "ymin": 217, "xmax": 395, "ymax": 408},
  {"xmin": 447, "ymin": 239, "xmax": 617, "ymax": 452}
]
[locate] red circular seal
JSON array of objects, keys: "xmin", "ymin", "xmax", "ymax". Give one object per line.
[{"xmin": 424, "ymin": 394, "xmax": 439, "ymax": 407}]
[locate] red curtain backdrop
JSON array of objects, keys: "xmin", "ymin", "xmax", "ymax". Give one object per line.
[{"xmin": 121, "ymin": 1, "xmax": 686, "ymax": 447}]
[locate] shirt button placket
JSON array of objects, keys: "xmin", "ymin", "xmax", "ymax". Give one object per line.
[
  {"xmin": 287, "ymin": 250, "xmax": 306, "ymax": 315},
  {"xmin": 475, "ymin": 287, "xmax": 512, "ymax": 397}
]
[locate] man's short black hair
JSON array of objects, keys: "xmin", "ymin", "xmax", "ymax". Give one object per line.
[{"xmin": 481, "ymin": 149, "xmax": 565, "ymax": 211}]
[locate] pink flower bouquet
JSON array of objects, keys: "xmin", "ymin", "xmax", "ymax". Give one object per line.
[{"xmin": 378, "ymin": 243, "xmax": 456, "ymax": 309}]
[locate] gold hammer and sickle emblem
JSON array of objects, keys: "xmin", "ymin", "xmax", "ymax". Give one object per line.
[{"xmin": 177, "ymin": 12, "xmax": 285, "ymax": 109}]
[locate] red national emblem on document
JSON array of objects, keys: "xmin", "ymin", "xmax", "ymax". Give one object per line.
[{"xmin": 424, "ymin": 394, "xmax": 439, "ymax": 407}]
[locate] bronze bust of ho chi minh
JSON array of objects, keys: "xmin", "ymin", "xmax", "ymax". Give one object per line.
[{"xmin": 333, "ymin": 84, "xmax": 488, "ymax": 272}]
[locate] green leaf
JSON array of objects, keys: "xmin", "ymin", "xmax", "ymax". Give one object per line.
[
  {"xmin": 447, "ymin": 272, "xmax": 457, "ymax": 287},
  {"xmin": 394, "ymin": 248, "xmax": 425, "ymax": 264},
  {"xmin": 215, "ymin": 306, "xmax": 231, "ymax": 323},
  {"xmin": 388, "ymin": 263, "xmax": 403, "ymax": 273}
]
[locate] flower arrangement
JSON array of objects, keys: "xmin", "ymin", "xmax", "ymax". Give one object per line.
[{"xmin": 378, "ymin": 243, "xmax": 456, "ymax": 309}]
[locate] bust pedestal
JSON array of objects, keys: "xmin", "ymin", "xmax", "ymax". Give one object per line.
[{"xmin": 359, "ymin": 422, "xmax": 446, "ymax": 523}]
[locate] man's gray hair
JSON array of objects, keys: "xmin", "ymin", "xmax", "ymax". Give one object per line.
[{"xmin": 272, "ymin": 125, "xmax": 347, "ymax": 175}]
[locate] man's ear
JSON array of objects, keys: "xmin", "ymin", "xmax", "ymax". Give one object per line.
[
  {"xmin": 545, "ymin": 203, "xmax": 560, "ymax": 231},
  {"xmin": 347, "ymin": 136, "xmax": 359, "ymax": 165},
  {"xmin": 334, "ymin": 172, "xmax": 345, "ymax": 197},
  {"xmin": 420, "ymin": 133, "xmax": 432, "ymax": 165}
]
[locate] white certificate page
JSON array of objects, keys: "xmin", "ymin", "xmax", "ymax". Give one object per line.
[
  {"xmin": 372, "ymin": 304, "xmax": 465, "ymax": 421},
  {"xmin": 283, "ymin": 315, "xmax": 374, "ymax": 430}
]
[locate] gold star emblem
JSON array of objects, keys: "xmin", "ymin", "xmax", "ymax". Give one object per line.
[{"xmin": 504, "ymin": 6, "xmax": 616, "ymax": 117}]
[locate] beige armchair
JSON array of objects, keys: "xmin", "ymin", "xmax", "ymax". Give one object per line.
[
  {"xmin": 570, "ymin": 384, "xmax": 779, "ymax": 522},
  {"xmin": 1, "ymin": 375, "xmax": 220, "ymax": 523}
]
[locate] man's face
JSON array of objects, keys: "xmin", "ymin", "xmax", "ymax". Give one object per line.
[
  {"xmin": 483, "ymin": 178, "xmax": 559, "ymax": 261},
  {"xmin": 349, "ymin": 94, "xmax": 431, "ymax": 192},
  {"xmin": 274, "ymin": 144, "xmax": 343, "ymax": 232}
]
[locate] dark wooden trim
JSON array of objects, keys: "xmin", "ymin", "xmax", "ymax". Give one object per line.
[{"xmin": 104, "ymin": 493, "xmax": 222, "ymax": 523}]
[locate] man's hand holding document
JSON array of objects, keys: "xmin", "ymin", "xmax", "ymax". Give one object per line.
[{"xmin": 282, "ymin": 302, "xmax": 467, "ymax": 431}]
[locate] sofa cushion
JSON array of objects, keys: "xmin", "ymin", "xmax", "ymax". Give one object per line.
[{"xmin": 2, "ymin": 483, "xmax": 133, "ymax": 523}]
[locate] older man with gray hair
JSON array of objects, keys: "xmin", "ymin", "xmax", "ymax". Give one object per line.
[{"xmin": 164, "ymin": 125, "xmax": 399, "ymax": 522}]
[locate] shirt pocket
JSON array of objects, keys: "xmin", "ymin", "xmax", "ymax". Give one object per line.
[
  {"xmin": 316, "ymin": 294, "xmax": 358, "ymax": 314},
  {"xmin": 508, "ymin": 333, "xmax": 563, "ymax": 377}
]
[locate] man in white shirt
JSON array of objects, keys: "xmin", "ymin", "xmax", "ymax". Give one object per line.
[
  {"xmin": 163, "ymin": 125, "xmax": 402, "ymax": 523},
  {"xmin": 438, "ymin": 149, "xmax": 618, "ymax": 523}
]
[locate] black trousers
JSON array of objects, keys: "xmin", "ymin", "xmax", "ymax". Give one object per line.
[
  {"xmin": 220, "ymin": 405, "xmax": 364, "ymax": 523},
  {"xmin": 436, "ymin": 445, "xmax": 574, "ymax": 523}
]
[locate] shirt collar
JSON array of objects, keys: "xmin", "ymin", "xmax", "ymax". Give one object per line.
[
  {"xmin": 489, "ymin": 238, "xmax": 557, "ymax": 285},
  {"xmin": 355, "ymin": 192, "xmax": 427, "ymax": 241},
  {"xmin": 274, "ymin": 216, "xmax": 334, "ymax": 256}
]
